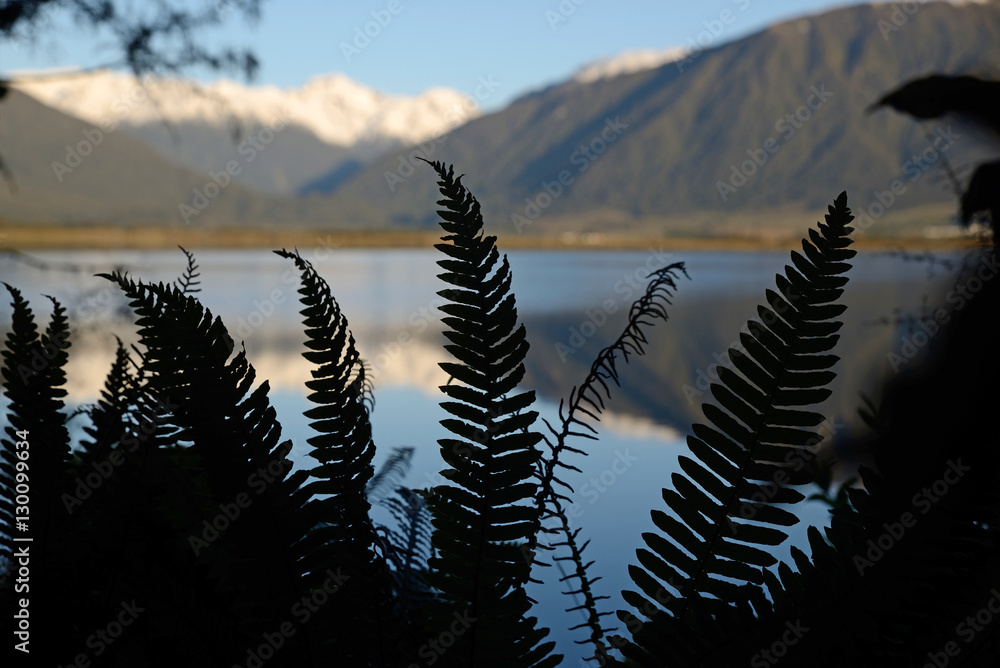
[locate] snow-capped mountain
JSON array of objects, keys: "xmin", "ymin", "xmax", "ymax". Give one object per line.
[
  {"xmin": 11, "ymin": 69, "xmax": 479, "ymax": 194},
  {"xmin": 571, "ymin": 47, "xmax": 689, "ymax": 84},
  {"xmin": 8, "ymin": 52, "xmax": 688, "ymax": 197}
]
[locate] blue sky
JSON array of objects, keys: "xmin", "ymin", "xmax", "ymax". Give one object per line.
[{"xmin": 2, "ymin": 0, "xmax": 855, "ymax": 109}]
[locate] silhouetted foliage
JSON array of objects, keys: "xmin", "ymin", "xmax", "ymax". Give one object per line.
[
  {"xmin": 1, "ymin": 161, "xmax": 999, "ymax": 668},
  {"xmin": 0, "ymin": 0, "xmax": 261, "ymax": 80},
  {"xmin": 871, "ymin": 74, "xmax": 1000, "ymax": 244},
  {"xmin": 531, "ymin": 261, "xmax": 687, "ymax": 665}
]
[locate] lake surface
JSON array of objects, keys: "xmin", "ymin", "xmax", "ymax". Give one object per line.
[{"xmin": 0, "ymin": 246, "xmax": 974, "ymax": 663}]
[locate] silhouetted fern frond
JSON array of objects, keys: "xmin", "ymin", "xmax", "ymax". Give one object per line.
[
  {"xmin": 528, "ymin": 262, "xmax": 687, "ymax": 662},
  {"xmin": 0, "ymin": 287, "xmax": 73, "ymax": 555},
  {"xmin": 99, "ymin": 268, "xmax": 313, "ymax": 664},
  {"xmin": 750, "ymin": 253, "xmax": 1000, "ymax": 666},
  {"xmin": 366, "ymin": 445, "xmax": 415, "ymax": 504},
  {"xmin": 75, "ymin": 337, "xmax": 142, "ymax": 456},
  {"xmin": 380, "ymin": 486, "xmax": 434, "ymax": 608},
  {"xmin": 537, "ymin": 263, "xmax": 688, "ymax": 506},
  {"xmin": 276, "ymin": 248, "xmax": 399, "ymax": 665},
  {"xmin": 0, "ymin": 286, "xmax": 74, "ymax": 663},
  {"xmin": 616, "ymin": 192, "xmax": 856, "ymax": 666},
  {"xmin": 173, "ymin": 245, "xmax": 201, "ymax": 294},
  {"xmin": 276, "ymin": 248, "xmax": 375, "ymax": 524},
  {"xmin": 421, "ymin": 160, "xmax": 559, "ymax": 668}
]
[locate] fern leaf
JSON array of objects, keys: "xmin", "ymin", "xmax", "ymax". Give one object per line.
[
  {"xmin": 381, "ymin": 486, "xmax": 435, "ymax": 609},
  {"xmin": 100, "ymin": 270, "xmax": 313, "ymax": 664},
  {"xmin": 276, "ymin": 248, "xmax": 403, "ymax": 666},
  {"xmin": 529, "ymin": 263, "xmax": 687, "ymax": 661},
  {"xmin": 0, "ymin": 286, "xmax": 74, "ymax": 664},
  {"xmin": 75, "ymin": 337, "xmax": 142, "ymax": 458},
  {"xmin": 173, "ymin": 245, "xmax": 201, "ymax": 294},
  {"xmin": 0, "ymin": 288, "xmax": 73, "ymax": 554},
  {"xmin": 421, "ymin": 160, "xmax": 559, "ymax": 668},
  {"xmin": 741, "ymin": 259, "xmax": 1000, "ymax": 666},
  {"xmin": 367, "ymin": 445, "xmax": 415, "ymax": 504},
  {"xmin": 618, "ymin": 193, "xmax": 855, "ymax": 666},
  {"xmin": 275, "ymin": 249, "xmax": 376, "ymax": 525}
]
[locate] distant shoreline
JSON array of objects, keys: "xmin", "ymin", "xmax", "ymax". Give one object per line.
[{"xmin": 0, "ymin": 224, "xmax": 985, "ymax": 252}]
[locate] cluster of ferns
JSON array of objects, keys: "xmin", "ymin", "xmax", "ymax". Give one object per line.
[{"xmin": 2, "ymin": 159, "xmax": 999, "ymax": 667}]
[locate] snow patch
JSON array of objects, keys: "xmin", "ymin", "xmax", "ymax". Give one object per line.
[
  {"xmin": 572, "ymin": 47, "xmax": 690, "ymax": 84},
  {"xmin": 9, "ymin": 68, "xmax": 478, "ymax": 148}
]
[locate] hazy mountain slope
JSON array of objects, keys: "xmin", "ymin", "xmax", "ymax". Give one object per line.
[
  {"xmin": 125, "ymin": 121, "xmax": 357, "ymax": 196},
  {"xmin": 4, "ymin": 2, "xmax": 998, "ymax": 235},
  {"xmin": 571, "ymin": 47, "xmax": 689, "ymax": 84},
  {"xmin": 334, "ymin": 1, "xmax": 1000, "ymax": 232},
  {"xmin": 0, "ymin": 90, "xmax": 383, "ymax": 228},
  {"xmin": 0, "ymin": 89, "xmax": 231, "ymax": 225},
  {"xmin": 12, "ymin": 71, "xmax": 477, "ymax": 195}
]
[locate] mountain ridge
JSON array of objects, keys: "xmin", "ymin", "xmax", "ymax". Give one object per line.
[
  {"xmin": 10, "ymin": 69, "xmax": 478, "ymax": 194},
  {"xmin": 328, "ymin": 0, "xmax": 1000, "ymax": 235},
  {"xmin": 2, "ymin": 1, "xmax": 999, "ymax": 237},
  {"xmin": 0, "ymin": 89, "xmax": 385, "ymax": 229}
]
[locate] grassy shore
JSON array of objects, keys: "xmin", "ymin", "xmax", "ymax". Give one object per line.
[{"xmin": 0, "ymin": 223, "xmax": 985, "ymax": 252}]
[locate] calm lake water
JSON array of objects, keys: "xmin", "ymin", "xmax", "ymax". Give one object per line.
[{"xmin": 0, "ymin": 246, "xmax": 974, "ymax": 663}]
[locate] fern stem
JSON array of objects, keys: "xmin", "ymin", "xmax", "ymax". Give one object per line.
[{"xmin": 526, "ymin": 263, "xmax": 685, "ymax": 655}]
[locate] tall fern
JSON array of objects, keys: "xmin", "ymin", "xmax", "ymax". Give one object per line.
[
  {"xmin": 366, "ymin": 445, "xmax": 415, "ymax": 505},
  {"xmin": 421, "ymin": 160, "xmax": 559, "ymax": 668},
  {"xmin": 275, "ymin": 248, "xmax": 399, "ymax": 666},
  {"xmin": 530, "ymin": 263, "xmax": 687, "ymax": 664},
  {"xmin": 616, "ymin": 192, "xmax": 856, "ymax": 666},
  {"xmin": 0, "ymin": 286, "xmax": 74, "ymax": 666},
  {"xmin": 381, "ymin": 486, "xmax": 433, "ymax": 596},
  {"xmin": 743, "ymin": 248, "xmax": 1000, "ymax": 666},
  {"xmin": 100, "ymin": 270, "xmax": 312, "ymax": 666}
]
